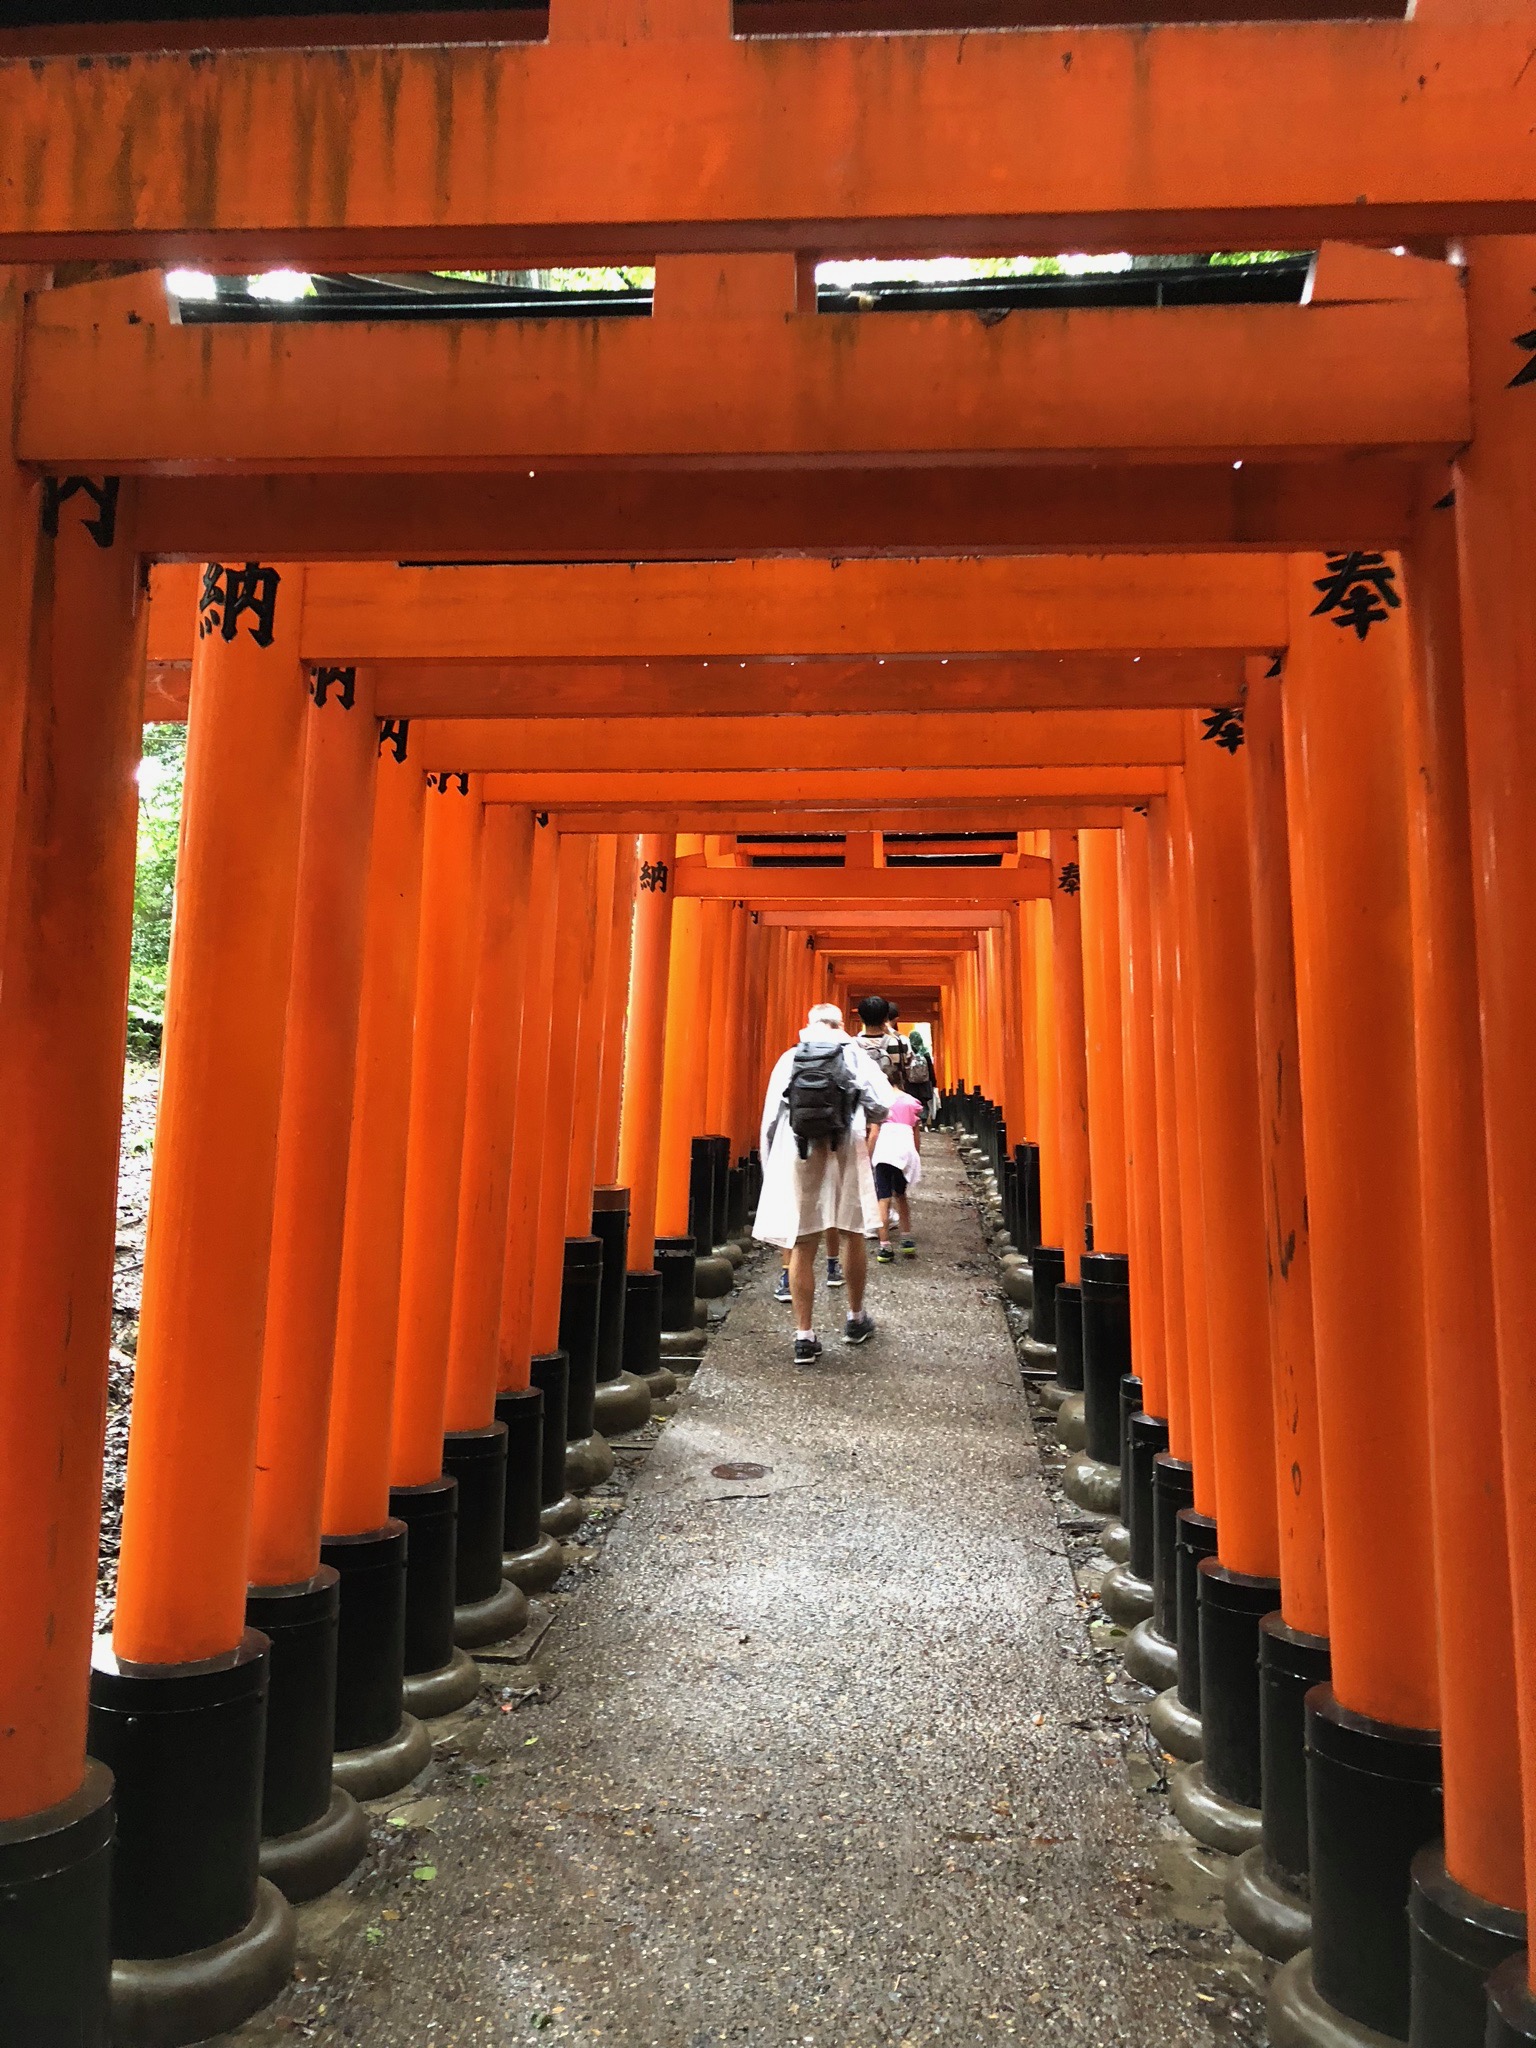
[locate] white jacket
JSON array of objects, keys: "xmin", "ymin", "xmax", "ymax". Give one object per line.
[{"xmin": 759, "ymin": 1026, "xmax": 895, "ymax": 1164}]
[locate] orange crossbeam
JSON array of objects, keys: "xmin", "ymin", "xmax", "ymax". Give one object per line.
[
  {"xmin": 547, "ymin": 805, "xmax": 1130, "ymax": 834},
  {"xmin": 674, "ymin": 862, "xmax": 1050, "ymax": 903},
  {"xmin": 0, "ymin": 24, "xmax": 1531, "ymax": 260},
  {"xmin": 146, "ymin": 557, "xmax": 1285, "ymax": 664},
  {"xmin": 415, "ymin": 710, "xmax": 1184, "ymax": 773},
  {"xmin": 131, "ymin": 459, "xmax": 1426, "ymax": 562},
  {"xmin": 758, "ymin": 908, "xmax": 1004, "ymax": 929},
  {"xmin": 483, "ymin": 769, "xmax": 1164, "ymax": 804},
  {"xmin": 22, "ymin": 281, "xmax": 1466, "ymax": 469}
]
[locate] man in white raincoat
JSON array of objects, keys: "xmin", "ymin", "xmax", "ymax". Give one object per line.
[{"xmin": 753, "ymin": 1003, "xmax": 894, "ymax": 1364}]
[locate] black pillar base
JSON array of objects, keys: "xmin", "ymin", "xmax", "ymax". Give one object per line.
[
  {"xmin": 621, "ymin": 1269, "xmax": 678, "ymax": 1402},
  {"xmin": 1226, "ymin": 1843, "xmax": 1311, "ymax": 1962},
  {"xmin": 1306, "ymin": 1686, "xmax": 1443, "ymax": 2041},
  {"xmin": 591, "ymin": 1186, "xmax": 631, "ymax": 1383},
  {"xmin": 1408, "ymin": 1846, "xmax": 1526, "ymax": 2048},
  {"xmin": 1261, "ymin": 1615, "xmax": 1333, "ymax": 1894},
  {"xmin": 110, "ymin": 1876, "xmax": 295, "ymax": 2048},
  {"xmin": 1198, "ymin": 1561, "xmax": 1278, "ymax": 1813},
  {"xmin": 88, "ymin": 1631, "xmax": 296, "ymax": 2045},
  {"xmin": 321, "ymin": 1521, "xmax": 431, "ymax": 1800},
  {"xmin": 560, "ymin": 1236, "xmax": 613, "ymax": 1490},
  {"xmin": 1080, "ymin": 1252, "xmax": 1130, "ymax": 1465},
  {"xmin": 443, "ymin": 1424, "xmax": 530, "ymax": 1649},
  {"xmin": 1123, "ymin": 1449, "xmax": 1189, "ymax": 1688},
  {"xmin": 1174, "ymin": 1509, "xmax": 1219, "ymax": 1718},
  {"xmin": 655, "ymin": 1234, "xmax": 698, "ymax": 1334},
  {"xmin": 1052, "ymin": 1282, "xmax": 1084, "ymax": 1396},
  {"xmin": 258, "ymin": 1786, "xmax": 369, "ymax": 1907},
  {"xmin": 245, "ymin": 1570, "xmax": 366, "ymax": 1903},
  {"xmin": 495, "ymin": 1386, "xmax": 567, "ymax": 1593},
  {"xmin": 1023, "ymin": 1244, "xmax": 1065, "ymax": 1358},
  {"xmin": 1487, "ymin": 1954, "xmax": 1536, "ymax": 2045},
  {"xmin": 1148, "ymin": 1685, "xmax": 1204, "ymax": 1763},
  {"xmin": 1269, "ymin": 1949, "xmax": 1404, "ymax": 2047},
  {"xmin": 389, "ymin": 1477, "xmax": 480, "ymax": 1719},
  {"xmin": 0, "ymin": 1759, "xmax": 113, "ymax": 2046},
  {"xmin": 530, "ymin": 1350, "xmax": 585, "ymax": 1540}
]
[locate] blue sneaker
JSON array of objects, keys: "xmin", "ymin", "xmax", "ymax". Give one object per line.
[
  {"xmin": 825, "ymin": 1256, "xmax": 845, "ymax": 1287},
  {"xmin": 774, "ymin": 1268, "xmax": 792, "ymax": 1304}
]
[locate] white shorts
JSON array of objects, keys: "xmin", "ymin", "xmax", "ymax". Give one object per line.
[{"xmin": 752, "ymin": 1124, "xmax": 880, "ymax": 1250}]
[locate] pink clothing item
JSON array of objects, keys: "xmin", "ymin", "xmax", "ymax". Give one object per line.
[{"xmin": 885, "ymin": 1092, "xmax": 922, "ymax": 1130}]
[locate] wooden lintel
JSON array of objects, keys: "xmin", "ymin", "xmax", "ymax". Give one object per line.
[
  {"xmin": 0, "ymin": 26, "xmax": 1531, "ymax": 260},
  {"xmin": 673, "ymin": 860, "xmax": 1051, "ymax": 903},
  {"xmin": 21, "ymin": 290, "xmax": 1466, "ymax": 469}
]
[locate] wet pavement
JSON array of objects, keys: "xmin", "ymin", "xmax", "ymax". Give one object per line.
[{"xmin": 224, "ymin": 1135, "xmax": 1267, "ymax": 2048}]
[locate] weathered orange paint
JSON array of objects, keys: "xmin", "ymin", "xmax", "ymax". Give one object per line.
[
  {"xmin": 0, "ymin": 27, "xmax": 1530, "ymax": 262},
  {"xmin": 20, "ymin": 285, "xmax": 1468, "ymax": 471},
  {"xmin": 1403, "ymin": 487, "xmax": 1523, "ymax": 1912},
  {"xmin": 0, "ymin": 479, "xmax": 144, "ymax": 1816},
  {"xmin": 566, "ymin": 836, "xmax": 620, "ymax": 1236},
  {"xmin": 389, "ymin": 778, "xmax": 484, "ymax": 1486},
  {"xmin": 618, "ymin": 834, "xmax": 678, "ymax": 1270},
  {"xmin": 115, "ymin": 566, "xmax": 309, "ymax": 1666},
  {"xmin": 530, "ymin": 834, "xmax": 601, "ymax": 1352},
  {"xmin": 496, "ymin": 823, "xmax": 561, "ymax": 1393},
  {"xmin": 1118, "ymin": 811, "xmax": 1167, "ymax": 1421},
  {"xmin": 129, "ymin": 459, "xmax": 1430, "ymax": 568},
  {"xmin": 595, "ymin": 836, "xmax": 639, "ymax": 1189},
  {"xmin": 249, "ymin": 668, "xmax": 380, "ymax": 1589},
  {"xmin": 1283, "ymin": 555, "xmax": 1437, "ymax": 1731},
  {"xmin": 1165, "ymin": 775, "xmax": 1218, "ymax": 1520},
  {"xmin": 1078, "ymin": 830, "xmax": 1128, "ymax": 1256},
  {"xmin": 1455, "ymin": 239, "xmax": 1536, "ymax": 1948},
  {"xmin": 442, "ymin": 804, "xmax": 538, "ymax": 1437},
  {"xmin": 1182, "ymin": 721, "xmax": 1278, "ymax": 1580},
  {"xmin": 1049, "ymin": 831, "xmax": 1090, "ymax": 1280},
  {"xmin": 324, "ymin": 751, "xmax": 428, "ymax": 1539},
  {"xmin": 1241, "ymin": 667, "xmax": 1327, "ymax": 1642},
  {"xmin": 1145, "ymin": 798, "xmax": 1190, "ymax": 1452}
]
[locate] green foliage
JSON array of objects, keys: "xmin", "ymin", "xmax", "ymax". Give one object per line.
[{"xmin": 128, "ymin": 723, "xmax": 186, "ymax": 1042}]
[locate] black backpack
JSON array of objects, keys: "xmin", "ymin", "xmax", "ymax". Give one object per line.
[{"xmin": 786, "ymin": 1040, "xmax": 860, "ymax": 1158}]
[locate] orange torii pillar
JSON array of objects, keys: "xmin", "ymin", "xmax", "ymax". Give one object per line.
[
  {"xmin": 1224, "ymin": 660, "xmax": 1331, "ymax": 1962},
  {"xmin": 1403, "ymin": 443, "xmax": 1527, "ymax": 2040},
  {"xmin": 529, "ymin": 834, "xmax": 613, "ymax": 1495},
  {"xmin": 1447, "ymin": 240, "xmax": 1536, "ymax": 2048},
  {"xmin": 0, "ymin": 473, "xmax": 144, "ymax": 2040},
  {"xmin": 1103, "ymin": 809, "xmax": 1170, "ymax": 1580},
  {"xmin": 1122, "ymin": 778, "xmax": 1221, "ymax": 1700},
  {"xmin": 688, "ymin": 899, "xmax": 736, "ymax": 1294},
  {"xmin": 1268, "ymin": 556, "xmax": 1441, "ymax": 2047},
  {"xmin": 1164, "ymin": 716, "xmax": 1283, "ymax": 1860},
  {"xmin": 590, "ymin": 837, "xmax": 655, "ymax": 1437},
  {"xmin": 1042, "ymin": 829, "xmax": 1091, "ymax": 1430},
  {"xmin": 243, "ymin": 666, "xmax": 378, "ymax": 1909},
  {"xmin": 653, "ymin": 839, "xmax": 712, "ymax": 1362},
  {"xmin": 1023, "ymin": 877, "xmax": 1064, "ymax": 1363},
  {"xmin": 1103, "ymin": 792, "xmax": 1196, "ymax": 1642},
  {"xmin": 320, "ymin": 743, "xmax": 437, "ymax": 1800},
  {"xmin": 617, "ymin": 835, "xmax": 682, "ymax": 1400},
  {"xmin": 576, "ymin": 838, "xmax": 654, "ymax": 1441},
  {"xmin": 497, "ymin": 822, "xmax": 584, "ymax": 1546},
  {"xmin": 388, "ymin": 771, "xmax": 489, "ymax": 1721},
  {"xmin": 1064, "ymin": 829, "xmax": 1134, "ymax": 1523},
  {"xmin": 95, "ymin": 563, "xmax": 307, "ymax": 2037},
  {"xmin": 438, "ymin": 798, "xmax": 539, "ymax": 1644}
]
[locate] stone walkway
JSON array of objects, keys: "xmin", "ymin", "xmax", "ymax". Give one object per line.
[{"xmin": 231, "ymin": 1136, "xmax": 1263, "ymax": 2048}]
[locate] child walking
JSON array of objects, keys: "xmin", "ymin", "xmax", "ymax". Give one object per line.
[{"xmin": 871, "ymin": 1087, "xmax": 923, "ymax": 1261}]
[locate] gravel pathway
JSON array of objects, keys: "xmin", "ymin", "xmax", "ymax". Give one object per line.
[{"xmin": 220, "ymin": 1133, "xmax": 1264, "ymax": 2048}]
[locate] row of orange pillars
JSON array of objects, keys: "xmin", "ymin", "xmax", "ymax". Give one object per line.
[{"xmin": 7, "ymin": 525, "xmax": 1536, "ymax": 2048}]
